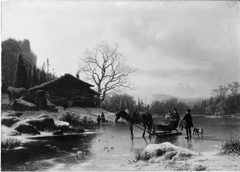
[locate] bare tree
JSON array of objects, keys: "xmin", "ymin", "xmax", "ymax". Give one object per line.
[{"xmin": 79, "ymin": 43, "xmax": 136, "ymax": 104}]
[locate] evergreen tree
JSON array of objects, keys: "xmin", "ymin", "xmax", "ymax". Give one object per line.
[
  {"xmin": 27, "ymin": 65, "xmax": 32, "ymax": 85},
  {"xmin": 31, "ymin": 65, "xmax": 39, "ymax": 87},
  {"xmin": 13, "ymin": 53, "xmax": 29, "ymax": 88},
  {"xmin": 46, "ymin": 58, "xmax": 50, "ymax": 73},
  {"xmin": 39, "ymin": 70, "xmax": 46, "ymax": 84}
]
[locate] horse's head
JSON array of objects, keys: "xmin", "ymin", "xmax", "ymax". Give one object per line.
[{"xmin": 115, "ymin": 110, "xmax": 127, "ymax": 123}]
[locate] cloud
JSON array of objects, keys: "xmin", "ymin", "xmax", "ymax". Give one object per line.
[{"xmin": 115, "ymin": 2, "xmax": 240, "ymax": 91}]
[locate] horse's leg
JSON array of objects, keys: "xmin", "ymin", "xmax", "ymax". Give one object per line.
[
  {"xmin": 128, "ymin": 123, "xmax": 134, "ymax": 139},
  {"xmin": 152, "ymin": 120, "xmax": 156, "ymax": 135},
  {"xmin": 142, "ymin": 124, "xmax": 146, "ymax": 137}
]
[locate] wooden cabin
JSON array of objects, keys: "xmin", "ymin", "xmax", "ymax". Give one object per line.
[{"xmin": 28, "ymin": 74, "xmax": 100, "ymax": 107}]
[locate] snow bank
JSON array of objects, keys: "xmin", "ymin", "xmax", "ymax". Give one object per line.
[
  {"xmin": 140, "ymin": 142, "xmax": 195, "ymax": 161},
  {"xmin": 118, "ymin": 142, "xmax": 240, "ymax": 171}
]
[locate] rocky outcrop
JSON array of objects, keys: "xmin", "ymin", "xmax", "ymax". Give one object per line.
[
  {"xmin": 7, "ymin": 86, "xmax": 26, "ymax": 100},
  {"xmin": 11, "ymin": 99, "xmax": 37, "ymax": 111},
  {"xmin": 22, "ymin": 117, "xmax": 55, "ymax": 131},
  {"xmin": 12, "ymin": 122, "xmax": 40, "ymax": 135},
  {"xmin": 20, "ymin": 39, "xmax": 37, "ymax": 66},
  {"xmin": 54, "ymin": 121, "xmax": 70, "ymax": 132},
  {"xmin": 1, "ymin": 116, "xmax": 21, "ymax": 127}
]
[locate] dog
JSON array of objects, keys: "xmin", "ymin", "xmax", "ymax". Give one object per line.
[{"xmin": 193, "ymin": 127, "xmax": 203, "ymax": 138}]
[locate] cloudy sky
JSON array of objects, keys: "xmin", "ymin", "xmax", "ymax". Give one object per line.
[{"xmin": 2, "ymin": 0, "xmax": 240, "ymax": 101}]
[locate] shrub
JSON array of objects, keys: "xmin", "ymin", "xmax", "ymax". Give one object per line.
[
  {"xmin": 81, "ymin": 116, "xmax": 88, "ymax": 124},
  {"xmin": 1, "ymin": 138, "xmax": 21, "ymax": 150},
  {"xmin": 220, "ymin": 133, "xmax": 240, "ymax": 155},
  {"xmin": 59, "ymin": 111, "xmax": 81, "ymax": 126},
  {"xmin": 59, "ymin": 111, "xmax": 96, "ymax": 126}
]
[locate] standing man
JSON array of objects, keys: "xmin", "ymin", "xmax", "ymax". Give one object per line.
[
  {"xmin": 97, "ymin": 115, "xmax": 101, "ymax": 129},
  {"xmin": 101, "ymin": 112, "xmax": 106, "ymax": 122},
  {"xmin": 183, "ymin": 109, "xmax": 193, "ymax": 139}
]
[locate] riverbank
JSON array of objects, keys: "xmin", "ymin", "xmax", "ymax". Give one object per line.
[{"xmin": 1, "ymin": 107, "xmax": 115, "ymax": 147}]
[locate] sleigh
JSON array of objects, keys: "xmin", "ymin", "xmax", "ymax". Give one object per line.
[{"xmin": 152, "ymin": 118, "xmax": 182, "ymax": 136}]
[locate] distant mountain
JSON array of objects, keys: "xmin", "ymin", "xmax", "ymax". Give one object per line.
[
  {"xmin": 151, "ymin": 93, "xmax": 174, "ymax": 102},
  {"xmin": 151, "ymin": 93, "xmax": 206, "ymax": 107}
]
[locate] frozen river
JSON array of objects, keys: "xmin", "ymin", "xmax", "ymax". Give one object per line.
[{"xmin": 2, "ymin": 115, "xmax": 240, "ymax": 171}]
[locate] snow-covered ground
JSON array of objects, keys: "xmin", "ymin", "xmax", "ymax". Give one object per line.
[{"xmin": 117, "ymin": 142, "xmax": 240, "ymax": 171}]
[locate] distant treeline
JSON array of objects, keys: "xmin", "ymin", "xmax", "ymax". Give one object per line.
[
  {"xmin": 192, "ymin": 81, "xmax": 240, "ymax": 116},
  {"xmin": 101, "ymin": 81, "xmax": 240, "ymax": 116},
  {"xmin": 2, "ymin": 38, "xmax": 57, "ymax": 92},
  {"xmin": 101, "ymin": 93, "xmax": 190, "ymax": 116}
]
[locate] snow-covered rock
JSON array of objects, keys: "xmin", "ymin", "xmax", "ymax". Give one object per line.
[
  {"xmin": 54, "ymin": 120, "xmax": 70, "ymax": 131},
  {"xmin": 1, "ymin": 116, "xmax": 21, "ymax": 127},
  {"xmin": 12, "ymin": 122, "xmax": 40, "ymax": 135},
  {"xmin": 11, "ymin": 99, "xmax": 37, "ymax": 111},
  {"xmin": 140, "ymin": 142, "xmax": 195, "ymax": 161},
  {"xmin": 22, "ymin": 117, "xmax": 55, "ymax": 131}
]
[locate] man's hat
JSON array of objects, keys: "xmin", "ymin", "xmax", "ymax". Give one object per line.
[
  {"xmin": 173, "ymin": 108, "xmax": 177, "ymax": 111},
  {"xmin": 187, "ymin": 109, "xmax": 191, "ymax": 112}
]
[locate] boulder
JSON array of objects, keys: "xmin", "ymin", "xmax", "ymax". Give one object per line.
[
  {"xmin": 11, "ymin": 99, "xmax": 37, "ymax": 111},
  {"xmin": 1, "ymin": 125, "xmax": 21, "ymax": 136},
  {"xmin": 140, "ymin": 142, "xmax": 194, "ymax": 161},
  {"xmin": 54, "ymin": 121, "xmax": 70, "ymax": 132},
  {"xmin": 23, "ymin": 117, "xmax": 55, "ymax": 131},
  {"xmin": 1, "ymin": 116, "xmax": 21, "ymax": 127},
  {"xmin": 7, "ymin": 86, "xmax": 26, "ymax": 100},
  {"xmin": 12, "ymin": 122, "xmax": 40, "ymax": 135}
]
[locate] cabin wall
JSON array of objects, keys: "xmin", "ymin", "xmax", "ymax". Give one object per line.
[
  {"xmin": 27, "ymin": 74, "xmax": 100, "ymax": 107},
  {"xmin": 47, "ymin": 84, "xmax": 100, "ymax": 107}
]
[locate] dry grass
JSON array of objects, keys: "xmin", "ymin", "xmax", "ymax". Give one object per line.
[
  {"xmin": 1, "ymin": 138, "xmax": 21, "ymax": 150},
  {"xmin": 128, "ymin": 149, "xmax": 142, "ymax": 164},
  {"xmin": 220, "ymin": 133, "xmax": 240, "ymax": 155}
]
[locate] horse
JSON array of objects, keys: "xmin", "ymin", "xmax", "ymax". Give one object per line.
[{"xmin": 115, "ymin": 109, "xmax": 155, "ymax": 139}]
